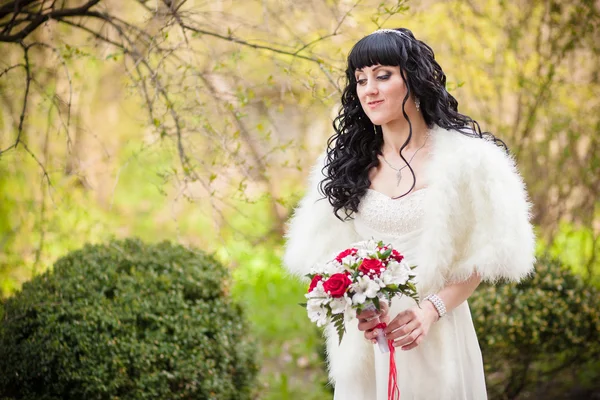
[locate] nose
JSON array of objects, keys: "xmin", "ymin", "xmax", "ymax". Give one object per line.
[{"xmin": 364, "ymin": 79, "xmax": 378, "ymax": 97}]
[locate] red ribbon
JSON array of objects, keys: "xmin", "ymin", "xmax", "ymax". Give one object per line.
[{"xmin": 375, "ymin": 322, "xmax": 400, "ymax": 400}]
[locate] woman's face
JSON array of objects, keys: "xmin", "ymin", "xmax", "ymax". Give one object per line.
[{"xmin": 354, "ymin": 65, "xmax": 410, "ymax": 126}]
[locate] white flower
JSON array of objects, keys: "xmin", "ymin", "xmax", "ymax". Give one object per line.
[
  {"xmin": 353, "ymin": 239, "xmax": 379, "ymax": 254},
  {"xmin": 329, "ymin": 297, "xmax": 347, "ymax": 315},
  {"xmin": 305, "ymin": 281, "xmax": 329, "ymax": 302},
  {"xmin": 306, "ymin": 298, "xmax": 329, "ymax": 327},
  {"xmin": 322, "ymin": 260, "xmax": 344, "ymax": 275},
  {"xmin": 382, "ymin": 260, "xmax": 411, "ymax": 286},
  {"xmin": 365, "ymin": 239, "xmax": 380, "ymax": 251},
  {"xmin": 340, "ymin": 254, "xmax": 358, "ymax": 266},
  {"xmin": 372, "ymin": 276, "xmax": 386, "ymax": 288},
  {"xmin": 356, "ymin": 249, "xmax": 370, "ymax": 259},
  {"xmin": 350, "ymin": 275, "xmax": 380, "ymax": 305}
]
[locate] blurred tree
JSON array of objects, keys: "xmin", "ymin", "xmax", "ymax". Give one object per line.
[
  {"xmin": 1, "ymin": 0, "xmax": 599, "ymax": 286},
  {"xmin": 0, "ymin": 0, "xmax": 410, "ymax": 287},
  {"xmin": 0, "ymin": 0, "xmax": 318, "ymax": 230},
  {"xmin": 449, "ymin": 0, "xmax": 600, "ymax": 280},
  {"xmin": 405, "ymin": 0, "xmax": 599, "ymax": 282}
]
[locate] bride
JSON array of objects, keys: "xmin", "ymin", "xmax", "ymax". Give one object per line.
[{"xmin": 282, "ymin": 28, "xmax": 535, "ymax": 399}]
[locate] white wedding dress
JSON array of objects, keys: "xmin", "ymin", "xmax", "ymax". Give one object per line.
[{"xmin": 335, "ymin": 188, "xmax": 488, "ymax": 400}]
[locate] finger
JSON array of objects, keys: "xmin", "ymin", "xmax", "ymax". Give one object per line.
[
  {"xmin": 401, "ymin": 334, "xmax": 425, "ymax": 351},
  {"xmin": 357, "ymin": 317, "xmax": 381, "ymax": 332},
  {"xmin": 380, "ymin": 313, "xmax": 390, "ymax": 325},
  {"xmin": 385, "ymin": 319, "xmax": 420, "ymax": 342},
  {"xmin": 380, "ymin": 301, "xmax": 389, "ymax": 314},
  {"xmin": 384, "ymin": 309, "xmax": 415, "ymax": 335},
  {"xmin": 356, "ymin": 309, "xmax": 380, "ymax": 321},
  {"xmin": 378, "ymin": 302, "xmax": 390, "ymax": 320},
  {"xmin": 393, "ymin": 329, "xmax": 422, "ymax": 348},
  {"xmin": 365, "ymin": 328, "xmax": 383, "ymax": 341}
]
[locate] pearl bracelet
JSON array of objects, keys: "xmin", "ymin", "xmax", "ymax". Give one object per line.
[{"xmin": 423, "ymin": 294, "xmax": 447, "ymax": 318}]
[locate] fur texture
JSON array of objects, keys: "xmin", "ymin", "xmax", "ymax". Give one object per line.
[{"xmin": 282, "ymin": 125, "xmax": 536, "ymax": 395}]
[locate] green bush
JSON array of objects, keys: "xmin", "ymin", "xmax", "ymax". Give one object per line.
[
  {"xmin": 471, "ymin": 255, "xmax": 600, "ymax": 399},
  {"xmin": 0, "ymin": 238, "xmax": 258, "ymax": 400}
]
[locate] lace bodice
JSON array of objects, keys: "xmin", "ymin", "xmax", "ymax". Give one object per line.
[{"xmin": 354, "ymin": 189, "xmax": 428, "ymax": 238}]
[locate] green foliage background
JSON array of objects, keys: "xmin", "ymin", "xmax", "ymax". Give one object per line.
[{"xmin": 0, "ymin": 0, "xmax": 598, "ymax": 398}]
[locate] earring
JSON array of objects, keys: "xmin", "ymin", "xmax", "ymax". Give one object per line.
[{"xmin": 415, "ymin": 98, "xmax": 421, "ymax": 112}]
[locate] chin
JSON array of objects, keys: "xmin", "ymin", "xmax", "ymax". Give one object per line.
[{"xmin": 367, "ymin": 116, "xmax": 392, "ymax": 126}]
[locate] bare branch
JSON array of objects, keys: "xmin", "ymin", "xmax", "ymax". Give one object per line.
[
  {"xmin": 83, "ymin": 9, "xmax": 193, "ymax": 178},
  {"xmin": 178, "ymin": 22, "xmax": 327, "ymax": 65},
  {"xmin": 0, "ymin": 1, "xmax": 39, "ymax": 19},
  {"xmin": 56, "ymin": 17, "xmax": 128, "ymax": 51},
  {"xmin": 0, "ymin": 62, "xmax": 24, "ymax": 79},
  {"xmin": 21, "ymin": 141, "xmax": 52, "ymax": 187},
  {"xmin": 26, "ymin": 41, "xmax": 74, "ymax": 155},
  {"xmin": 0, "ymin": 0, "xmax": 101, "ymax": 42},
  {"xmin": 14, "ymin": 42, "xmax": 31, "ymax": 149}
]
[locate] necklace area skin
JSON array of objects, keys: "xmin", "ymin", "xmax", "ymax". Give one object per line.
[{"xmin": 381, "ymin": 133, "xmax": 430, "ymax": 186}]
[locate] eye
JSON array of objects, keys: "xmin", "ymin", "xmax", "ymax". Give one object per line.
[
  {"xmin": 356, "ymin": 78, "xmax": 367, "ymax": 86},
  {"xmin": 377, "ymin": 74, "xmax": 391, "ymax": 80}
]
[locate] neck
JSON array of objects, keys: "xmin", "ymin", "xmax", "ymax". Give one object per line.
[{"xmin": 380, "ymin": 114, "xmax": 429, "ymax": 155}]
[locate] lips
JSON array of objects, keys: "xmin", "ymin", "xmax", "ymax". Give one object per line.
[{"xmin": 367, "ymin": 100, "xmax": 384, "ymax": 108}]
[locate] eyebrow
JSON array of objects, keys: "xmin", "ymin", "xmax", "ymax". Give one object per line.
[{"xmin": 355, "ymin": 65, "xmax": 385, "ymax": 74}]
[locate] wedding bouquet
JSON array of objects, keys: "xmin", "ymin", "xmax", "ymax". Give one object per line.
[{"xmin": 302, "ymin": 239, "xmax": 419, "ymax": 348}]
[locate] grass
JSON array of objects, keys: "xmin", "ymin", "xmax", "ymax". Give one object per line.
[{"xmin": 229, "ymin": 243, "xmax": 332, "ymax": 399}]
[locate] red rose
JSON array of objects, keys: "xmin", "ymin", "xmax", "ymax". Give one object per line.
[
  {"xmin": 359, "ymin": 258, "xmax": 385, "ymax": 276},
  {"xmin": 322, "ymin": 273, "xmax": 352, "ymax": 298},
  {"xmin": 308, "ymin": 275, "xmax": 323, "ymax": 293},
  {"xmin": 335, "ymin": 248, "xmax": 358, "ymax": 263},
  {"xmin": 391, "ymin": 249, "xmax": 404, "ymax": 263}
]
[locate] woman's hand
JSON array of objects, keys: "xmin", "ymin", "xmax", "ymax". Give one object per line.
[
  {"xmin": 356, "ymin": 302, "xmax": 390, "ymax": 343},
  {"xmin": 384, "ymin": 301, "xmax": 439, "ymax": 350}
]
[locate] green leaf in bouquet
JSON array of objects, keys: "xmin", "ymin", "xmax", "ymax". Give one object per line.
[
  {"xmin": 298, "ymin": 302, "xmax": 307, "ymax": 308},
  {"xmin": 372, "ymin": 296, "xmax": 381, "ymax": 311},
  {"xmin": 380, "ymin": 248, "xmax": 392, "ymax": 259},
  {"xmin": 331, "ymin": 313, "xmax": 346, "ymax": 344},
  {"xmin": 384, "ymin": 292, "xmax": 395, "ymax": 303},
  {"xmin": 412, "ymin": 293, "xmax": 420, "ymax": 305}
]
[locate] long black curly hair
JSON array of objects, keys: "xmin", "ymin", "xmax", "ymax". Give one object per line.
[{"xmin": 319, "ymin": 28, "xmax": 506, "ymax": 221}]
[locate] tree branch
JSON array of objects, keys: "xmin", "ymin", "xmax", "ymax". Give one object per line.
[
  {"xmin": 178, "ymin": 22, "xmax": 327, "ymax": 65},
  {"xmin": 0, "ymin": 0, "xmax": 39, "ymax": 20},
  {"xmin": 15, "ymin": 42, "xmax": 31, "ymax": 149},
  {"xmin": 0, "ymin": 0, "xmax": 101, "ymax": 43}
]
